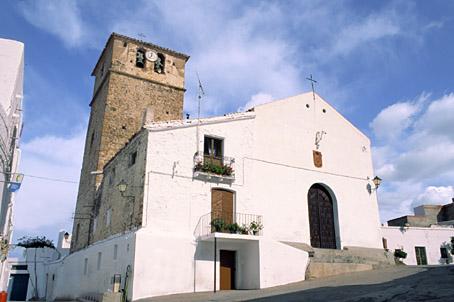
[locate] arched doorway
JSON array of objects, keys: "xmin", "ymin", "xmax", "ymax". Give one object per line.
[{"xmin": 308, "ymin": 184, "xmax": 337, "ymax": 249}]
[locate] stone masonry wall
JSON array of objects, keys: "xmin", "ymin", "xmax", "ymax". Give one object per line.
[
  {"xmin": 91, "ymin": 130, "xmax": 147, "ymax": 243},
  {"xmin": 71, "ymin": 77, "xmax": 109, "ymax": 252}
]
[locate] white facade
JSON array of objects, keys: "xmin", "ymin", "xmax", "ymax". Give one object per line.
[
  {"xmin": 7, "ymin": 231, "xmax": 71, "ymax": 300},
  {"xmin": 0, "ymin": 38, "xmax": 24, "ymax": 291},
  {"xmin": 381, "ymin": 226, "xmax": 454, "ymax": 265},
  {"xmin": 49, "ymin": 92, "xmax": 383, "ymax": 300}
]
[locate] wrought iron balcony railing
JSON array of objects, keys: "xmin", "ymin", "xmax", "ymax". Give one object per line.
[
  {"xmin": 193, "ymin": 153, "xmax": 235, "ymax": 180},
  {"xmin": 194, "ymin": 212, "xmax": 263, "ymax": 239}
]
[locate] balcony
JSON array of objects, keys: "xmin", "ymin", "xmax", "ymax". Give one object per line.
[
  {"xmin": 194, "ymin": 212, "xmax": 263, "ymax": 240},
  {"xmin": 193, "ymin": 153, "xmax": 235, "ymax": 182}
]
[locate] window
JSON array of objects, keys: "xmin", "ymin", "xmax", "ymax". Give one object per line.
[
  {"xmin": 204, "ymin": 136, "xmax": 223, "ymax": 158},
  {"xmin": 106, "ymin": 209, "xmax": 112, "ymax": 227},
  {"xmin": 109, "ymin": 167, "xmax": 115, "ymax": 185},
  {"xmin": 93, "ymin": 217, "xmax": 97, "ymax": 232},
  {"xmin": 75, "ymin": 223, "xmax": 80, "ymax": 243},
  {"xmin": 84, "ymin": 258, "xmax": 88, "ymax": 275},
  {"xmin": 113, "ymin": 244, "xmax": 118, "ymax": 260},
  {"xmin": 11, "ymin": 265, "xmax": 27, "ymax": 270},
  {"xmin": 136, "ymin": 49, "xmax": 145, "ymax": 68},
  {"xmin": 154, "ymin": 53, "xmax": 165, "ymax": 73},
  {"xmin": 97, "ymin": 252, "xmax": 102, "ymax": 270},
  {"xmin": 90, "ymin": 132, "xmax": 95, "ymax": 149},
  {"xmin": 441, "ymin": 247, "xmax": 448, "ymax": 259},
  {"xmin": 129, "ymin": 151, "xmax": 137, "ymax": 167}
]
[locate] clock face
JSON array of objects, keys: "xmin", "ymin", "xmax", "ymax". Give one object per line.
[{"xmin": 145, "ymin": 51, "xmax": 158, "ymax": 62}]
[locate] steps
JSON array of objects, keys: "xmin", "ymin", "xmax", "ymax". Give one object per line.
[{"xmin": 282, "ymin": 242, "xmax": 395, "ymax": 279}]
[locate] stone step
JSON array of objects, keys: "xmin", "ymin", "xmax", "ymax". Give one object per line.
[{"xmin": 306, "ymin": 262, "xmax": 374, "ymax": 279}]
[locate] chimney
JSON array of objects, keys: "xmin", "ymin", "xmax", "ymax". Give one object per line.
[{"xmin": 142, "ymin": 107, "xmax": 155, "ymax": 125}]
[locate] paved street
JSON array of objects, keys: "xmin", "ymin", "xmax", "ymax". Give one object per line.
[{"xmin": 145, "ymin": 265, "xmax": 454, "ymax": 302}]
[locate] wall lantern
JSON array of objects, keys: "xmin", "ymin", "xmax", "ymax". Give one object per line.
[
  {"xmin": 64, "ymin": 232, "xmax": 70, "ymax": 240},
  {"xmin": 372, "ymin": 176, "xmax": 382, "ymax": 190},
  {"xmin": 117, "ymin": 180, "xmax": 128, "ymax": 194}
]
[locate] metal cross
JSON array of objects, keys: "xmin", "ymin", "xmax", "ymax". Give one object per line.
[{"xmin": 306, "ymin": 74, "xmax": 317, "ymax": 100}]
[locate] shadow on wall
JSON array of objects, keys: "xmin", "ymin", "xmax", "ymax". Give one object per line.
[{"xmin": 246, "ymin": 266, "xmax": 454, "ymax": 302}]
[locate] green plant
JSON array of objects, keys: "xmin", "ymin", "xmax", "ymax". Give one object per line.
[
  {"xmin": 239, "ymin": 224, "xmax": 249, "ymax": 235},
  {"xmin": 226, "ymin": 223, "xmax": 240, "ymax": 234},
  {"xmin": 394, "ymin": 249, "xmax": 407, "ymax": 259},
  {"xmin": 210, "ymin": 218, "xmax": 226, "ymax": 232},
  {"xmin": 194, "ymin": 162, "xmax": 234, "ymax": 176},
  {"xmin": 249, "ymin": 221, "xmax": 263, "ymax": 235}
]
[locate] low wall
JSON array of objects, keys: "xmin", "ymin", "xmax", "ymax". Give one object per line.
[{"xmin": 46, "ymin": 232, "xmax": 136, "ymax": 300}]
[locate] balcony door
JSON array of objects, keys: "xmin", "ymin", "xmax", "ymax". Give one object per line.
[
  {"xmin": 204, "ymin": 136, "xmax": 224, "ymax": 166},
  {"xmin": 212, "ymin": 189, "xmax": 234, "ymax": 225}
]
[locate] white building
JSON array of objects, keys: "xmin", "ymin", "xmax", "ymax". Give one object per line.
[
  {"xmin": 382, "ymin": 202, "xmax": 454, "ymax": 265},
  {"xmin": 7, "ymin": 231, "xmax": 71, "ymax": 301},
  {"xmin": 46, "ymin": 92, "xmax": 385, "ymax": 300},
  {"xmin": 0, "ymin": 38, "xmax": 24, "ymax": 292}
]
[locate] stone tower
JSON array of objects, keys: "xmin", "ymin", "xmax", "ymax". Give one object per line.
[{"xmin": 70, "ymin": 33, "xmax": 189, "ymax": 252}]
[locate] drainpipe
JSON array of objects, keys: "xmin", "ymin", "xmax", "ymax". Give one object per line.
[{"xmin": 213, "ymin": 237, "xmax": 217, "ymax": 293}]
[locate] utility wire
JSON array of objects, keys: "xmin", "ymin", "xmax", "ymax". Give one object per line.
[{"xmin": 0, "ymin": 172, "xmax": 78, "ymax": 184}]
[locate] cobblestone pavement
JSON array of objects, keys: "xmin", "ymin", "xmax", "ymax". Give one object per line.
[{"xmin": 143, "ymin": 265, "xmax": 454, "ymax": 302}]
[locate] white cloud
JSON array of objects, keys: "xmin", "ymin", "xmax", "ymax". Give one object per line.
[
  {"xmin": 414, "ymin": 186, "xmax": 454, "ymax": 208},
  {"xmin": 330, "ymin": 14, "xmax": 400, "ymax": 57},
  {"xmin": 372, "ymin": 93, "xmax": 454, "ymax": 221},
  {"xmin": 13, "ymin": 132, "xmax": 84, "ymax": 233},
  {"xmin": 17, "ymin": 0, "xmax": 86, "ymax": 48},
  {"xmin": 238, "ymin": 93, "xmax": 274, "ymax": 112},
  {"xmin": 414, "ymin": 93, "xmax": 454, "ymax": 141},
  {"xmin": 370, "ymin": 96, "xmax": 425, "ymax": 142}
]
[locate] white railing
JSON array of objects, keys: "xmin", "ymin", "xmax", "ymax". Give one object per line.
[{"xmin": 194, "ymin": 212, "xmax": 263, "ymax": 239}]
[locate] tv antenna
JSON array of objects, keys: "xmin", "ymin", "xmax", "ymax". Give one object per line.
[{"xmin": 196, "ymin": 72, "xmax": 205, "ymax": 154}]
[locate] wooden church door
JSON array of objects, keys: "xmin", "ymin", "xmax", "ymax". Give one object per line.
[{"xmin": 308, "ymin": 184, "xmax": 337, "ymax": 249}]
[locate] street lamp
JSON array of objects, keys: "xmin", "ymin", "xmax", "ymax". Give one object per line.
[
  {"xmin": 117, "ymin": 180, "xmax": 135, "ymax": 227},
  {"xmin": 117, "ymin": 180, "xmax": 128, "ymax": 194},
  {"xmin": 372, "ymin": 176, "xmax": 382, "ymax": 190}
]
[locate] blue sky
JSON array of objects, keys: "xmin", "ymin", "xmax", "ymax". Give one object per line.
[{"xmin": 1, "ymin": 0, "xmax": 454, "ymax": 245}]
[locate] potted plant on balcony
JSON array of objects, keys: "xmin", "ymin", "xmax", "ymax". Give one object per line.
[
  {"xmin": 210, "ymin": 218, "xmax": 225, "ymax": 232},
  {"xmin": 394, "ymin": 248, "xmax": 407, "ymax": 264},
  {"xmin": 249, "ymin": 221, "xmax": 263, "ymax": 235},
  {"xmin": 226, "ymin": 223, "xmax": 240, "ymax": 234},
  {"xmin": 239, "ymin": 224, "xmax": 249, "ymax": 235}
]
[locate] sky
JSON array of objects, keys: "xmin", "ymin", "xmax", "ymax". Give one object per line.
[{"xmin": 1, "ymin": 0, "xmax": 454, "ymax": 246}]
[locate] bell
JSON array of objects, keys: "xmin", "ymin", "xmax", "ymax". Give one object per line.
[{"xmin": 136, "ymin": 51, "xmax": 145, "ymax": 68}]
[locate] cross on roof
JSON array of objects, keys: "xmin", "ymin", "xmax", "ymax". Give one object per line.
[{"xmin": 306, "ymin": 74, "xmax": 317, "ymax": 100}]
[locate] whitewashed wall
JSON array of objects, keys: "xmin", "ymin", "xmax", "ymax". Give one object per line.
[
  {"xmin": 134, "ymin": 92, "xmax": 380, "ymax": 297},
  {"xmin": 252, "ymin": 93, "xmax": 382, "ymax": 248},
  {"xmin": 46, "ymin": 232, "xmax": 135, "ymax": 301},
  {"xmin": 381, "ymin": 226, "xmax": 454, "ymax": 265}
]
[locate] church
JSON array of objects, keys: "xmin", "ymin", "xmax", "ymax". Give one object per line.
[{"xmin": 45, "ymin": 33, "xmax": 391, "ymax": 301}]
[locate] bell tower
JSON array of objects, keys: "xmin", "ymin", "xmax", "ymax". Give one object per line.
[{"xmin": 70, "ymin": 33, "xmax": 189, "ymax": 252}]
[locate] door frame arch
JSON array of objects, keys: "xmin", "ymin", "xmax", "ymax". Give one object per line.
[{"xmin": 307, "ymin": 183, "xmax": 341, "ymax": 249}]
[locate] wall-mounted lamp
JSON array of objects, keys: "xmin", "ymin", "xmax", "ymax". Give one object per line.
[
  {"xmin": 117, "ymin": 180, "xmax": 128, "ymax": 194},
  {"xmin": 372, "ymin": 176, "xmax": 382, "ymax": 190},
  {"xmin": 63, "ymin": 232, "xmax": 70, "ymax": 240}
]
